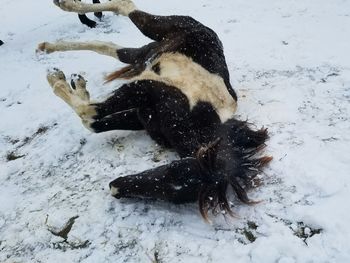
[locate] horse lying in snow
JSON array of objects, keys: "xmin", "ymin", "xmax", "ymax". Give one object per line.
[{"xmin": 37, "ymin": 0, "xmax": 272, "ymax": 221}]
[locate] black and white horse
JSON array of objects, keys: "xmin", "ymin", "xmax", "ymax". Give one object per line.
[{"xmin": 38, "ymin": 0, "xmax": 271, "ymax": 220}]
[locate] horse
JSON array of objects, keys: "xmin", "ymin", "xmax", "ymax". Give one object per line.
[{"xmin": 37, "ymin": 0, "xmax": 271, "ymax": 220}]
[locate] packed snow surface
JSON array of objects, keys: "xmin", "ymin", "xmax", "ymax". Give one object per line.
[{"xmin": 1, "ymin": 0, "xmax": 350, "ymax": 262}]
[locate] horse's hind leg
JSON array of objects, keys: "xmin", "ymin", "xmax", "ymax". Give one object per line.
[
  {"xmin": 78, "ymin": 0, "xmax": 103, "ymax": 28},
  {"xmin": 36, "ymin": 40, "xmax": 159, "ymax": 70},
  {"xmin": 54, "ymin": 0, "xmax": 137, "ymax": 16},
  {"xmin": 37, "ymin": 40, "xmax": 122, "ymax": 59},
  {"xmin": 128, "ymin": 11, "xmax": 199, "ymax": 42},
  {"xmin": 54, "ymin": 0, "xmax": 198, "ymax": 42}
]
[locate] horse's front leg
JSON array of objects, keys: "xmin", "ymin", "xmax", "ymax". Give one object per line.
[
  {"xmin": 46, "ymin": 68, "xmax": 95, "ymax": 122},
  {"xmin": 46, "ymin": 69, "xmax": 154, "ymax": 132}
]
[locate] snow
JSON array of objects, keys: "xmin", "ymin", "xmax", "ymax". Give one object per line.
[{"xmin": 1, "ymin": 0, "xmax": 350, "ymax": 262}]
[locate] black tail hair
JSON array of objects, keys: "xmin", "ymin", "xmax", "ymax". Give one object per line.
[{"xmin": 196, "ymin": 120, "xmax": 271, "ymax": 221}]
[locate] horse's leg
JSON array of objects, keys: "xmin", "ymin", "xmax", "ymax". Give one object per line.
[
  {"xmin": 46, "ymin": 69, "xmax": 155, "ymax": 132},
  {"xmin": 54, "ymin": 0, "xmax": 137, "ymax": 16},
  {"xmin": 37, "ymin": 40, "xmax": 122, "ymax": 59}
]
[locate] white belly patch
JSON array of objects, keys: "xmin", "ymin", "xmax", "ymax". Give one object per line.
[{"xmin": 131, "ymin": 52, "xmax": 237, "ymax": 123}]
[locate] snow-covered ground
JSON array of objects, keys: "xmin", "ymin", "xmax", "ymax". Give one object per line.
[{"xmin": 1, "ymin": 0, "xmax": 350, "ymax": 262}]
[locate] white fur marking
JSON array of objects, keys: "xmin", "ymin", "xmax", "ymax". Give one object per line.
[
  {"xmin": 132, "ymin": 53, "xmax": 237, "ymax": 122},
  {"xmin": 110, "ymin": 186, "xmax": 119, "ymax": 196}
]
